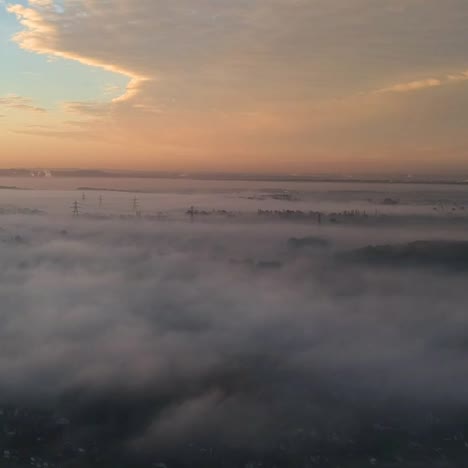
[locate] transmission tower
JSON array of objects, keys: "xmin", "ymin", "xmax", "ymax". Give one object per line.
[
  {"xmin": 72, "ymin": 201, "xmax": 80, "ymax": 216},
  {"xmin": 187, "ymin": 205, "xmax": 195, "ymax": 223},
  {"xmin": 132, "ymin": 197, "xmax": 141, "ymax": 217}
]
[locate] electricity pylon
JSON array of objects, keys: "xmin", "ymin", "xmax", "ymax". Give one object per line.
[
  {"xmin": 187, "ymin": 206, "xmax": 195, "ymax": 223},
  {"xmin": 72, "ymin": 201, "xmax": 80, "ymax": 216},
  {"xmin": 132, "ymin": 197, "xmax": 141, "ymax": 217}
]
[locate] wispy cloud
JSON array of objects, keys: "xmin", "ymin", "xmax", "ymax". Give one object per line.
[
  {"xmin": 375, "ymin": 71, "xmax": 468, "ymax": 94},
  {"xmin": 0, "ymin": 94, "xmax": 46, "ymax": 113},
  {"xmin": 63, "ymin": 101, "xmax": 110, "ymax": 117},
  {"xmin": 103, "ymin": 84, "xmax": 122, "ymax": 96}
]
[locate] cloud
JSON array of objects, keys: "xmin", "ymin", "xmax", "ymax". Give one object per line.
[
  {"xmin": 103, "ymin": 83, "xmax": 123, "ymax": 97},
  {"xmin": 0, "ymin": 94, "xmax": 46, "ymax": 113},
  {"xmin": 1, "ymin": 187, "xmax": 468, "ymax": 465},
  {"xmin": 376, "ymin": 78, "xmax": 442, "ymax": 94},
  {"xmin": 6, "ymin": 2, "xmax": 149, "ymax": 103},
  {"xmin": 375, "ymin": 71, "xmax": 468, "ymax": 94},
  {"xmin": 28, "ymin": 0, "xmax": 54, "ymax": 7},
  {"xmin": 5, "ymin": 0, "xmax": 468, "ymax": 169},
  {"xmin": 8, "ymin": 0, "xmax": 468, "ymax": 109},
  {"xmin": 63, "ymin": 101, "xmax": 111, "ymax": 117}
]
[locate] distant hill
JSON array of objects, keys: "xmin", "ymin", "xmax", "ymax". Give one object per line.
[
  {"xmin": 0, "ymin": 185, "xmax": 25, "ymax": 190},
  {"xmin": 76, "ymin": 186, "xmax": 142, "ymax": 193},
  {"xmin": 1, "ymin": 168, "xmax": 468, "ymax": 185}
]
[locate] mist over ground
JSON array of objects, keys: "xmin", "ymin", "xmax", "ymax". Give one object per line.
[{"xmin": 1, "ymin": 179, "xmax": 468, "ymax": 467}]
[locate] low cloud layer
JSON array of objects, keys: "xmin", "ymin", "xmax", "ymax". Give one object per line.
[{"xmin": 1, "ymin": 202, "xmax": 468, "ymax": 465}]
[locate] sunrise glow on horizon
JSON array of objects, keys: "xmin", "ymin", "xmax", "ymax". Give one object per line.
[{"xmin": 1, "ymin": 0, "xmax": 468, "ymax": 174}]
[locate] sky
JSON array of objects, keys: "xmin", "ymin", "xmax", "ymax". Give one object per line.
[{"xmin": 1, "ymin": 0, "xmax": 468, "ymax": 174}]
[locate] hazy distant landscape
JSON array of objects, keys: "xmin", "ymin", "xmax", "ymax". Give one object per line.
[
  {"xmin": 0, "ymin": 177, "xmax": 468, "ymax": 467},
  {"xmin": 2, "ymin": 168, "xmax": 468, "ymax": 184}
]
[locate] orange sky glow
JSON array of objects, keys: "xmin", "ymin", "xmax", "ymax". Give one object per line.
[{"xmin": 1, "ymin": 0, "xmax": 468, "ymax": 174}]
